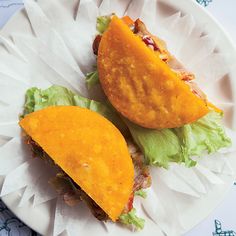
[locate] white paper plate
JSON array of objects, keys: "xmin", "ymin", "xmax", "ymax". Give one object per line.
[{"xmin": 0, "ymin": 0, "xmax": 236, "ymax": 236}]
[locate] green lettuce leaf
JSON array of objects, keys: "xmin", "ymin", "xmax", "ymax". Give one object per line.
[
  {"xmin": 175, "ymin": 111, "xmax": 232, "ymax": 157},
  {"xmin": 125, "ymin": 112, "xmax": 231, "ymax": 168},
  {"xmin": 24, "ymin": 87, "xmax": 38, "ymax": 115},
  {"xmin": 96, "ymin": 15, "xmax": 111, "ymax": 34},
  {"xmin": 85, "ymin": 70, "xmax": 99, "ymax": 89},
  {"xmin": 23, "ymin": 86, "xmax": 75, "ymax": 116},
  {"xmin": 119, "ymin": 208, "xmax": 145, "ymax": 230},
  {"xmin": 23, "ymin": 85, "xmax": 127, "ymax": 133},
  {"xmin": 126, "ymin": 120, "xmax": 186, "ymax": 168},
  {"xmin": 134, "ymin": 189, "xmax": 147, "ymax": 199}
]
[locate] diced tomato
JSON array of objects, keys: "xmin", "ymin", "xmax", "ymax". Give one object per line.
[
  {"xmin": 127, "ymin": 194, "xmax": 134, "ymax": 212},
  {"xmin": 93, "ymin": 35, "xmax": 102, "ymax": 55},
  {"xmin": 121, "ymin": 16, "xmax": 134, "ymax": 26},
  {"xmin": 142, "ymin": 35, "xmax": 159, "ymax": 51}
]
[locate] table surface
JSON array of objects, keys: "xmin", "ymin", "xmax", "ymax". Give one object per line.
[{"xmin": 0, "ymin": 0, "xmax": 236, "ymax": 236}]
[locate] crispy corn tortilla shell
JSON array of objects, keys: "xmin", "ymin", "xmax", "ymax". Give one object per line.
[
  {"xmin": 98, "ymin": 16, "xmax": 209, "ymax": 129},
  {"xmin": 19, "ymin": 106, "xmax": 134, "ymax": 221}
]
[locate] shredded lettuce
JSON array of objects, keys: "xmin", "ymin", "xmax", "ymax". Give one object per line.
[
  {"xmin": 97, "ymin": 15, "xmax": 111, "ymax": 34},
  {"xmin": 119, "ymin": 208, "xmax": 145, "ymax": 230},
  {"xmin": 134, "ymin": 189, "xmax": 147, "ymax": 199},
  {"xmin": 85, "ymin": 70, "xmax": 99, "ymax": 89}
]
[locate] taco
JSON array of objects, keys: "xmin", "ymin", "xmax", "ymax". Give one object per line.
[
  {"xmin": 19, "ymin": 106, "xmax": 149, "ymax": 227},
  {"xmin": 97, "ymin": 16, "xmax": 209, "ymax": 129}
]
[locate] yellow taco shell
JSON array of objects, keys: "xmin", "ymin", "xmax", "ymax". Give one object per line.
[{"xmin": 19, "ymin": 106, "xmax": 134, "ymax": 221}]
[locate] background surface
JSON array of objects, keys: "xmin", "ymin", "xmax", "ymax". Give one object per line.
[{"xmin": 0, "ymin": 0, "xmax": 236, "ymax": 235}]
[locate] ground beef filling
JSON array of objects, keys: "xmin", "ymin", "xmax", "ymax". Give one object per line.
[{"xmin": 27, "ymin": 137, "xmax": 151, "ymax": 221}]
